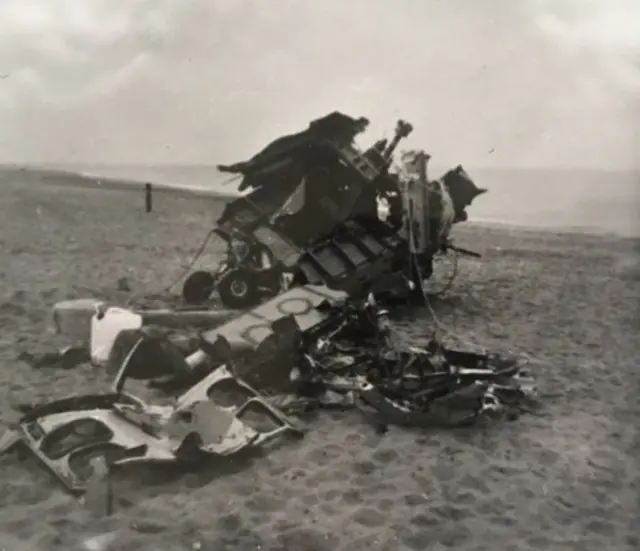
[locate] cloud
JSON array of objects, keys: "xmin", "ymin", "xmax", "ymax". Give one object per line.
[
  {"xmin": 0, "ymin": 66, "xmax": 44, "ymax": 108},
  {"xmin": 84, "ymin": 52, "xmax": 154, "ymax": 99},
  {"xmin": 0, "ymin": 0, "xmax": 180, "ymax": 100},
  {"xmin": 530, "ymin": 0, "xmax": 640, "ymax": 90},
  {"xmin": 0, "ymin": 0, "xmax": 638, "ymax": 169},
  {"xmin": 0, "ymin": 0, "xmax": 175, "ymax": 50}
]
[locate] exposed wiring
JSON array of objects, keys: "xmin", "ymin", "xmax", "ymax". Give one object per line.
[
  {"xmin": 399, "ymin": 157, "xmax": 470, "ymax": 348},
  {"xmin": 412, "ymin": 251, "xmax": 480, "ymax": 350},
  {"xmin": 164, "ymin": 229, "xmax": 218, "ymax": 292},
  {"xmin": 427, "ymin": 248, "xmax": 459, "ymax": 298},
  {"xmin": 126, "ymin": 228, "xmax": 218, "ymax": 306}
]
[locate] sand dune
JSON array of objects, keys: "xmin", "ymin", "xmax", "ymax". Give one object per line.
[{"xmin": 0, "ymin": 176, "xmax": 638, "ymax": 550}]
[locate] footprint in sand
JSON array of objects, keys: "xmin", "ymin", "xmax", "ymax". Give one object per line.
[
  {"xmin": 319, "ymin": 488, "xmax": 342, "ymax": 502},
  {"xmin": 343, "ymin": 430, "xmax": 365, "ymax": 447},
  {"xmin": 409, "ymin": 513, "xmax": 441, "ymax": 529},
  {"xmin": 536, "ymin": 447, "xmax": 562, "ymax": 467},
  {"xmin": 375, "ymin": 498, "xmax": 395, "ymax": 512},
  {"xmin": 286, "ymin": 467, "xmax": 307, "ymax": 482},
  {"xmin": 264, "ymin": 460, "xmax": 289, "ymax": 477},
  {"xmin": 216, "ymin": 512, "xmax": 242, "ymax": 533},
  {"xmin": 341, "ymin": 488, "xmax": 362, "ymax": 505},
  {"xmin": 584, "ymin": 517, "xmax": 615, "ymax": 538},
  {"xmin": 348, "ymin": 533, "xmax": 395, "ymax": 551},
  {"xmin": 370, "ymin": 448, "xmax": 399, "ymax": 464},
  {"xmin": 456, "ymin": 472, "xmax": 492, "ymax": 495},
  {"xmin": 624, "ymin": 534, "xmax": 639, "ymax": 548},
  {"xmin": 275, "ymin": 527, "xmax": 339, "ymax": 551},
  {"xmin": 300, "ymin": 493, "xmax": 320, "ymax": 507},
  {"xmin": 400, "ymin": 523, "xmax": 472, "ymax": 550},
  {"xmin": 430, "ymin": 502, "xmax": 475, "ymax": 523},
  {"xmin": 317, "ymin": 502, "xmax": 340, "ymax": 518},
  {"xmin": 404, "ymin": 493, "xmax": 428, "ymax": 507},
  {"xmin": 352, "ymin": 460, "xmax": 377, "ymax": 476},
  {"xmin": 303, "ymin": 469, "xmax": 341, "ymax": 489},
  {"xmin": 243, "ymin": 492, "xmax": 287, "ymax": 515},
  {"xmin": 272, "ymin": 518, "xmax": 297, "ymax": 533},
  {"xmin": 351, "ymin": 506, "xmax": 387, "ymax": 528},
  {"xmin": 446, "ymin": 489, "xmax": 480, "ymax": 506},
  {"xmin": 129, "ymin": 519, "xmax": 168, "ymax": 536},
  {"xmin": 476, "ymin": 496, "xmax": 510, "ymax": 516},
  {"xmin": 303, "ymin": 443, "xmax": 347, "ymax": 465},
  {"xmin": 219, "ymin": 526, "xmax": 266, "ymax": 550}
]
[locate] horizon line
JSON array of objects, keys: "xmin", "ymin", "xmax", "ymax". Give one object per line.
[{"xmin": 1, "ymin": 161, "xmax": 639, "ymax": 174}]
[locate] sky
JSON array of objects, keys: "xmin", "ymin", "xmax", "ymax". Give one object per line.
[{"xmin": 0, "ymin": 0, "xmax": 638, "ymax": 170}]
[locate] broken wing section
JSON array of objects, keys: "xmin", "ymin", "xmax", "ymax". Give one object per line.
[{"xmin": 198, "ymin": 284, "xmax": 347, "ymax": 365}]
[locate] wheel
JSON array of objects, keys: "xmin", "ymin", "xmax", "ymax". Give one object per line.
[
  {"xmin": 217, "ymin": 268, "xmax": 259, "ymax": 309},
  {"xmin": 182, "ymin": 270, "xmax": 216, "ymax": 305}
]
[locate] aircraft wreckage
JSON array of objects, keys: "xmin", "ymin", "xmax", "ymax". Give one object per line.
[{"xmin": 0, "ymin": 112, "xmax": 538, "ymax": 496}]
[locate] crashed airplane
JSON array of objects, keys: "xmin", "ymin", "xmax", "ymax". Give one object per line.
[
  {"xmin": 0, "ymin": 112, "xmax": 538, "ymax": 497},
  {"xmin": 181, "ymin": 111, "xmax": 486, "ymax": 309}
]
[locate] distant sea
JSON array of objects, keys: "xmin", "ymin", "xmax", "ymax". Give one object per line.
[{"xmin": 57, "ymin": 163, "xmax": 640, "ymax": 238}]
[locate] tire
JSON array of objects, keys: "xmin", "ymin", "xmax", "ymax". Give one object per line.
[
  {"xmin": 182, "ymin": 270, "xmax": 216, "ymax": 305},
  {"xmin": 217, "ymin": 268, "xmax": 259, "ymax": 310}
]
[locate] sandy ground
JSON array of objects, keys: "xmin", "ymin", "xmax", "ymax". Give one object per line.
[{"xmin": 0, "ymin": 175, "xmax": 638, "ymax": 551}]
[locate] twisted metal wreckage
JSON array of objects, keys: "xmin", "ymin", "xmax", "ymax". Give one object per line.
[{"xmin": 0, "ymin": 112, "xmax": 538, "ymax": 495}]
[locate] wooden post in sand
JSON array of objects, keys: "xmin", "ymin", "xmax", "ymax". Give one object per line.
[{"xmin": 145, "ymin": 183, "xmax": 153, "ymax": 213}]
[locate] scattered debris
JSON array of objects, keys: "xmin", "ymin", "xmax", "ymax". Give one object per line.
[
  {"xmin": 1, "ymin": 288, "xmax": 537, "ymax": 495},
  {"xmin": 0, "ymin": 112, "xmax": 539, "ymax": 501},
  {"xmin": 2, "ymin": 325, "xmax": 304, "ymax": 494},
  {"xmin": 19, "ymin": 344, "xmax": 90, "ymax": 370},
  {"xmin": 91, "ymin": 305, "xmax": 143, "ymax": 366},
  {"xmin": 48, "ymin": 299, "xmax": 235, "ymax": 369},
  {"xmin": 53, "ymin": 298, "xmax": 105, "ymax": 346}
]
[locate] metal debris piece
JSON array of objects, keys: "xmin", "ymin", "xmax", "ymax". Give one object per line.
[
  {"xmin": 192, "ymin": 283, "xmax": 348, "ymax": 390},
  {"xmin": 91, "ymin": 306, "xmax": 143, "ymax": 366},
  {"xmin": 49, "ymin": 300, "xmax": 234, "ymax": 373},
  {"xmin": 53, "ymin": 298, "xmax": 106, "ymax": 345},
  {"xmin": 197, "ymin": 284, "xmax": 347, "ymax": 360},
  {"xmin": 0, "ymin": 393, "xmax": 177, "ymax": 493},
  {"xmin": 275, "ymin": 295, "xmax": 538, "ymax": 427},
  {"xmin": 19, "ymin": 344, "xmax": 90, "ymax": 370},
  {"xmin": 0, "ymin": 429, "xmax": 21, "ymax": 455},
  {"xmin": 170, "ymin": 364, "xmax": 304, "ymax": 451},
  {"xmin": 0, "ymin": 330, "xmax": 304, "ymax": 493}
]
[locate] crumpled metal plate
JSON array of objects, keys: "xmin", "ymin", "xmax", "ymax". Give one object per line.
[
  {"xmin": 0, "ymin": 393, "xmax": 177, "ymax": 494},
  {"xmin": 0, "ymin": 358, "xmax": 304, "ymax": 494},
  {"xmin": 172, "ymin": 365, "xmax": 304, "ymax": 452}
]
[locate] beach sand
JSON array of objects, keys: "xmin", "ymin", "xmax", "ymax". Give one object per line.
[{"xmin": 0, "ymin": 174, "xmax": 638, "ymax": 551}]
